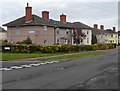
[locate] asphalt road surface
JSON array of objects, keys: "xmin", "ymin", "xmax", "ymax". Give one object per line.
[
  {"xmin": 1, "ymin": 48, "xmax": 118, "ymax": 89},
  {"xmin": 1, "ymin": 61, "xmax": 41, "ymax": 68}
]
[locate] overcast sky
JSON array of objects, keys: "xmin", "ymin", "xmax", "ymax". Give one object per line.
[{"xmin": 0, "ymin": 0, "xmax": 119, "ymax": 31}]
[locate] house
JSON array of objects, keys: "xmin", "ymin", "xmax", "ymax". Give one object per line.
[
  {"xmin": 91, "ymin": 24, "xmax": 117, "ymax": 44},
  {"xmin": 72, "ymin": 22, "xmax": 92, "ymax": 45},
  {"xmin": 105, "ymin": 27, "xmax": 118, "ymax": 44},
  {"xmin": 3, "ymin": 3, "xmax": 92, "ymax": 45},
  {"xmin": 0, "ymin": 27, "xmax": 7, "ymax": 40},
  {"xmin": 91, "ymin": 24, "xmax": 105, "ymax": 44},
  {"xmin": 118, "ymin": 31, "xmax": 120, "ymax": 45}
]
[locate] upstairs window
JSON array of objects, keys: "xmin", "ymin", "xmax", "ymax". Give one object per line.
[
  {"xmin": 29, "ymin": 30, "xmax": 35, "ymax": 34},
  {"xmin": 16, "ymin": 26, "xmax": 20, "ymax": 35},
  {"xmin": 57, "ymin": 30, "xmax": 59, "ymax": 34},
  {"xmin": 66, "ymin": 29, "xmax": 69, "ymax": 34},
  {"xmin": 43, "ymin": 26, "xmax": 48, "ymax": 34},
  {"xmin": 87, "ymin": 31, "xmax": 89, "ymax": 34}
]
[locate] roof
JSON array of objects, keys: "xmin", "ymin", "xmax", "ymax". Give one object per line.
[
  {"xmin": 0, "ymin": 27, "xmax": 6, "ymax": 32},
  {"xmin": 2, "ymin": 15, "xmax": 55, "ymax": 27},
  {"xmin": 72, "ymin": 22, "xmax": 91, "ymax": 29},
  {"xmin": 3, "ymin": 14, "xmax": 115, "ymax": 36},
  {"xmin": 48, "ymin": 19, "xmax": 74, "ymax": 28},
  {"xmin": 105, "ymin": 29, "xmax": 118, "ymax": 34},
  {"xmin": 2, "ymin": 14, "xmax": 93, "ymax": 29}
]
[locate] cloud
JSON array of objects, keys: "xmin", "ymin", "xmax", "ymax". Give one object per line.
[{"xmin": 0, "ymin": 2, "xmax": 118, "ymax": 31}]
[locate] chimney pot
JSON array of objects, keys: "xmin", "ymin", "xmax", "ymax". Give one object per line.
[
  {"xmin": 60, "ymin": 14, "xmax": 66, "ymax": 22},
  {"xmin": 94, "ymin": 24, "xmax": 98, "ymax": 29},
  {"xmin": 27, "ymin": 3, "xmax": 29, "ymax": 7},
  {"xmin": 42, "ymin": 11, "xmax": 49, "ymax": 20},
  {"xmin": 25, "ymin": 3, "xmax": 32, "ymax": 22},
  {"xmin": 100, "ymin": 25, "xmax": 104, "ymax": 30},
  {"xmin": 113, "ymin": 27, "xmax": 116, "ymax": 31}
]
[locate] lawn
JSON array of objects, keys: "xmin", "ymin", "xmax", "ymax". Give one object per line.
[
  {"xmin": 2, "ymin": 53, "xmax": 63, "ymax": 60},
  {"xmin": 40, "ymin": 52, "xmax": 105, "ymax": 61}
]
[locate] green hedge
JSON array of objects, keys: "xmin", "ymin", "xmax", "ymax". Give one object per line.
[
  {"xmin": 2, "ymin": 43, "xmax": 116, "ymax": 53},
  {"xmin": 94, "ymin": 43, "xmax": 116, "ymax": 50}
]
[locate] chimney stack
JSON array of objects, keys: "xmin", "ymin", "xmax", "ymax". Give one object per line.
[
  {"xmin": 113, "ymin": 27, "xmax": 116, "ymax": 32},
  {"xmin": 60, "ymin": 14, "xmax": 66, "ymax": 22},
  {"xmin": 94, "ymin": 24, "xmax": 98, "ymax": 29},
  {"xmin": 100, "ymin": 25, "xmax": 104, "ymax": 30},
  {"xmin": 25, "ymin": 3, "xmax": 32, "ymax": 22},
  {"xmin": 42, "ymin": 11, "xmax": 49, "ymax": 20}
]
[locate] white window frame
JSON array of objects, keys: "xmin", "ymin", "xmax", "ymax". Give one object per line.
[
  {"xmin": 43, "ymin": 26, "xmax": 48, "ymax": 34},
  {"xmin": 87, "ymin": 38, "xmax": 89, "ymax": 44},
  {"xmin": 44, "ymin": 40, "xmax": 48, "ymax": 45},
  {"xmin": 29, "ymin": 30, "xmax": 35, "ymax": 34},
  {"xmin": 16, "ymin": 26, "xmax": 20, "ymax": 35}
]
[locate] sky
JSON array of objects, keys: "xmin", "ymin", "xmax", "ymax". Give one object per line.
[{"xmin": 0, "ymin": 0, "xmax": 119, "ymax": 31}]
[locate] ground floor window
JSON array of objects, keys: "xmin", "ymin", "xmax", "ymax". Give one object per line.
[{"xmin": 44, "ymin": 40, "xmax": 48, "ymax": 45}]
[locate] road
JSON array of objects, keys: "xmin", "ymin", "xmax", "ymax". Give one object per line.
[{"xmin": 1, "ymin": 48, "xmax": 118, "ymax": 89}]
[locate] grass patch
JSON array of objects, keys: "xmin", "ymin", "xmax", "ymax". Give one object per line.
[
  {"xmin": 2, "ymin": 53, "xmax": 63, "ymax": 60},
  {"xmin": 40, "ymin": 52, "xmax": 106, "ymax": 61}
]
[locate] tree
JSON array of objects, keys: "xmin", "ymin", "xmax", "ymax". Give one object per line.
[
  {"xmin": 25, "ymin": 36, "xmax": 32, "ymax": 44},
  {"xmin": 16, "ymin": 36, "xmax": 32, "ymax": 44},
  {"xmin": 91, "ymin": 34, "xmax": 97, "ymax": 44},
  {"xmin": 73, "ymin": 28, "xmax": 86, "ymax": 45}
]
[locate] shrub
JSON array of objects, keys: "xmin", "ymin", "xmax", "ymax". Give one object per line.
[
  {"xmin": 16, "ymin": 36, "xmax": 32, "ymax": 44},
  {"xmin": 94, "ymin": 43, "xmax": 116, "ymax": 50},
  {"xmin": 91, "ymin": 34, "xmax": 97, "ymax": 44},
  {"xmin": 2, "ymin": 43, "xmax": 116, "ymax": 53}
]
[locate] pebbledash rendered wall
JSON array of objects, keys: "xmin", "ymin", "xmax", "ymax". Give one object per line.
[
  {"xmin": 0, "ymin": 32, "xmax": 7, "ymax": 40},
  {"xmin": 7, "ymin": 26, "xmax": 55, "ymax": 45}
]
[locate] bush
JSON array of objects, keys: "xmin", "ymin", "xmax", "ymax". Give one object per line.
[
  {"xmin": 94, "ymin": 43, "xmax": 116, "ymax": 50},
  {"xmin": 91, "ymin": 34, "xmax": 97, "ymax": 44},
  {"xmin": 2, "ymin": 43, "xmax": 116, "ymax": 53},
  {"xmin": 16, "ymin": 36, "xmax": 32, "ymax": 44}
]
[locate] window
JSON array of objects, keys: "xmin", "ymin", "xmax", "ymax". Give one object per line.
[
  {"xmin": 29, "ymin": 30, "xmax": 35, "ymax": 34},
  {"xmin": 57, "ymin": 30, "xmax": 59, "ymax": 34},
  {"xmin": 57, "ymin": 39, "xmax": 59, "ymax": 44},
  {"xmin": 87, "ymin": 38, "xmax": 89, "ymax": 43},
  {"xmin": 16, "ymin": 26, "xmax": 20, "ymax": 35},
  {"xmin": 66, "ymin": 31, "xmax": 69, "ymax": 34},
  {"xmin": 65, "ymin": 39, "xmax": 67, "ymax": 44},
  {"xmin": 111, "ymin": 34, "xmax": 113, "ymax": 37},
  {"xmin": 87, "ymin": 31, "xmax": 89, "ymax": 34},
  {"xmin": 73, "ymin": 41, "xmax": 75, "ymax": 44},
  {"xmin": 66, "ymin": 29, "xmax": 69, "ymax": 34},
  {"xmin": 43, "ymin": 26, "xmax": 48, "ymax": 34},
  {"xmin": 44, "ymin": 40, "xmax": 48, "ymax": 45}
]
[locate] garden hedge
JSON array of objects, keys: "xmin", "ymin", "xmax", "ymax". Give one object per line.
[{"xmin": 2, "ymin": 43, "xmax": 116, "ymax": 53}]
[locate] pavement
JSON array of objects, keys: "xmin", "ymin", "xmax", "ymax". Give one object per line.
[{"xmin": 1, "ymin": 47, "xmax": 118, "ymax": 89}]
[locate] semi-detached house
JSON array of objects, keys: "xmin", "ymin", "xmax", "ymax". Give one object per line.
[
  {"xmin": 0, "ymin": 27, "xmax": 7, "ymax": 41},
  {"xmin": 91, "ymin": 24, "xmax": 118, "ymax": 44},
  {"xmin": 3, "ymin": 3, "xmax": 92, "ymax": 45}
]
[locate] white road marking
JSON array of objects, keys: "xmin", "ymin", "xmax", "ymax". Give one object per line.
[
  {"xmin": 0, "ymin": 61, "xmax": 59, "ymax": 71},
  {"xmin": 0, "ymin": 68, "xmax": 12, "ymax": 71},
  {"xmin": 29, "ymin": 63, "xmax": 40, "ymax": 66},
  {"xmin": 57, "ymin": 67, "xmax": 64, "ymax": 70},
  {"xmin": 39, "ymin": 63, "xmax": 47, "ymax": 65},
  {"xmin": 21, "ymin": 65, "xmax": 32, "ymax": 68},
  {"xmin": 10, "ymin": 66, "xmax": 23, "ymax": 69}
]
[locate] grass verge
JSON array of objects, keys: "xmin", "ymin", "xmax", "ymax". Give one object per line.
[
  {"xmin": 40, "ymin": 52, "xmax": 106, "ymax": 61},
  {"xmin": 2, "ymin": 53, "xmax": 63, "ymax": 60}
]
